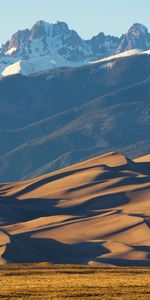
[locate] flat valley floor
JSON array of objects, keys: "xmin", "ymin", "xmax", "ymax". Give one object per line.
[{"xmin": 0, "ymin": 264, "xmax": 150, "ymax": 299}]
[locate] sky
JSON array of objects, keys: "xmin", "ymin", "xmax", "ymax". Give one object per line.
[{"xmin": 0, "ymin": 0, "xmax": 150, "ymax": 43}]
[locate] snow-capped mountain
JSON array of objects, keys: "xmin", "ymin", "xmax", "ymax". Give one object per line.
[{"xmin": 0, "ymin": 21, "xmax": 150, "ymax": 77}]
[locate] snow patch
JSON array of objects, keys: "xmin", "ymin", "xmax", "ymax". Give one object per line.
[
  {"xmin": 91, "ymin": 49, "xmax": 142, "ymax": 65},
  {"xmin": 51, "ymin": 20, "xmax": 60, "ymax": 25},
  {"xmin": 143, "ymin": 50, "xmax": 150, "ymax": 55},
  {"xmin": 1, "ymin": 53, "xmax": 83, "ymax": 77},
  {"xmin": 5, "ymin": 47, "xmax": 17, "ymax": 56},
  {"xmin": 2, "ymin": 60, "xmax": 34, "ymax": 77},
  {"xmin": 99, "ymin": 61, "xmax": 116, "ymax": 70}
]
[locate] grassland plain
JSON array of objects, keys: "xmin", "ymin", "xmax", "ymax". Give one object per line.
[{"xmin": 0, "ymin": 264, "xmax": 150, "ymax": 300}]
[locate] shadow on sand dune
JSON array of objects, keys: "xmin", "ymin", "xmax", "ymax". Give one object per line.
[
  {"xmin": 94, "ymin": 257, "xmax": 150, "ymax": 266},
  {"xmin": 2, "ymin": 232, "xmax": 109, "ymax": 264},
  {"xmin": 0, "ymin": 153, "xmax": 150, "ymax": 265},
  {"xmin": 133, "ymin": 162, "xmax": 150, "ymax": 175},
  {"xmin": 0, "ymin": 190, "xmax": 129, "ymax": 224}
]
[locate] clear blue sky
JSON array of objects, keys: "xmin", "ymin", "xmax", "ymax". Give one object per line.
[{"xmin": 0, "ymin": 0, "xmax": 150, "ymax": 43}]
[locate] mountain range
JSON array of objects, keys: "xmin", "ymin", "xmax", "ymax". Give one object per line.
[
  {"xmin": 1, "ymin": 21, "xmax": 150, "ymax": 76},
  {"xmin": 0, "ymin": 50, "xmax": 149, "ymax": 182}
]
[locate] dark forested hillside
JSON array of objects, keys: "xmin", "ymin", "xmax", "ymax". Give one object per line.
[{"xmin": 0, "ymin": 53, "xmax": 149, "ymax": 181}]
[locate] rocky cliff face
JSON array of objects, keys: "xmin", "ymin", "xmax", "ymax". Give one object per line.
[{"xmin": 115, "ymin": 23, "xmax": 150, "ymax": 53}]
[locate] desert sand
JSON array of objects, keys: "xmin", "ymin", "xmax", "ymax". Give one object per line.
[{"xmin": 0, "ymin": 151, "xmax": 150, "ymax": 265}]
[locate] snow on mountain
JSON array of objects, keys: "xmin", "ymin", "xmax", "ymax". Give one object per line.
[
  {"xmin": 2, "ymin": 54, "xmax": 83, "ymax": 77},
  {"xmin": 2, "ymin": 60, "xmax": 33, "ymax": 77},
  {"xmin": 5, "ymin": 47, "xmax": 17, "ymax": 56},
  {"xmin": 0, "ymin": 20, "xmax": 91, "ymax": 77},
  {"xmin": 0, "ymin": 21, "xmax": 150, "ymax": 77},
  {"xmin": 91, "ymin": 49, "xmax": 143, "ymax": 65},
  {"xmin": 143, "ymin": 49, "xmax": 150, "ymax": 55}
]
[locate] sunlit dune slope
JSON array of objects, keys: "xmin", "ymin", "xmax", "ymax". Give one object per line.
[{"xmin": 0, "ymin": 151, "xmax": 150, "ymax": 265}]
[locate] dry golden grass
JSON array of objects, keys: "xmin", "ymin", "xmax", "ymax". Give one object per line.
[{"xmin": 0, "ymin": 264, "xmax": 150, "ymax": 299}]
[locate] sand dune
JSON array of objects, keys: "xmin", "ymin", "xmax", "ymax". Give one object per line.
[{"xmin": 0, "ymin": 152, "xmax": 150, "ymax": 265}]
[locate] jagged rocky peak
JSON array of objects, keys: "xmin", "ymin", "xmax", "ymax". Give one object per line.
[
  {"xmin": 5, "ymin": 20, "xmax": 71, "ymax": 53},
  {"xmin": 51, "ymin": 20, "xmax": 70, "ymax": 35},
  {"xmin": 2, "ymin": 20, "xmax": 75, "ymax": 60},
  {"xmin": 6, "ymin": 29, "xmax": 30, "ymax": 52},
  {"xmin": 128, "ymin": 23, "xmax": 148, "ymax": 36},
  {"xmin": 30, "ymin": 20, "xmax": 50, "ymax": 39},
  {"xmin": 30, "ymin": 20, "xmax": 70, "ymax": 39},
  {"xmin": 0, "ymin": 29, "xmax": 29, "ymax": 57},
  {"xmin": 115, "ymin": 23, "xmax": 150, "ymax": 53},
  {"xmin": 90, "ymin": 32, "xmax": 119, "ymax": 59}
]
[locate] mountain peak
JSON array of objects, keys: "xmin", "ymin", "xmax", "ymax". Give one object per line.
[
  {"xmin": 30, "ymin": 20, "xmax": 69, "ymax": 39},
  {"xmin": 30, "ymin": 20, "xmax": 51, "ymax": 38},
  {"xmin": 128, "ymin": 23, "xmax": 148, "ymax": 35},
  {"xmin": 115, "ymin": 23, "xmax": 150, "ymax": 53},
  {"xmin": 32, "ymin": 20, "xmax": 49, "ymax": 27},
  {"xmin": 32, "ymin": 20, "xmax": 69, "ymax": 29}
]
